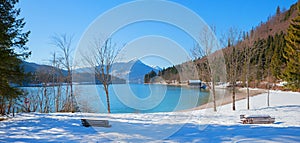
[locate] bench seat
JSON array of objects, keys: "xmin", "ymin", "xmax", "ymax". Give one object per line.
[
  {"xmin": 81, "ymin": 119, "xmax": 111, "ymax": 127},
  {"xmin": 240, "ymin": 115, "xmax": 275, "ymax": 124}
]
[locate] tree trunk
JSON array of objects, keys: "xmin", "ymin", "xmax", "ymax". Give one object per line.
[
  {"xmin": 0, "ymin": 97, "xmax": 3, "ymax": 115},
  {"xmin": 43, "ymin": 87, "xmax": 48, "ymax": 113},
  {"xmin": 70, "ymin": 79, "xmax": 74, "ymax": 112},
  {"xmin": 246, "ymin": 72, "xmax": 250, "ymax": 110},
  {"xmin": 7, "ymin": 98, "xmax": 12, "ymax": 114},
  {"xmin": 232, "ymin": 49, "xmax": 237, "ymax": 111},
  {"xmin": 267, "ymin": 68, "xmax": 270, "ymax": 107},
  {"xmin": 212, "ymin": 80, "xmax": 217, "ymax": 112},
  {"xmin": 55, "ymin": 87, "xmax": 59, "ymax": 112},
  {"xmin": 104, "ymin": 84, "xmax": 111, "ymax": 113},
  {"xmin": 267, "ymin": 86, "xmax": 270, "ymax": 107},
  {"xmin": 56, "ymin": 85, "xmax": 61, "ymax": 112},
  {"xmin": 39, "ymin": 87, "xmax": 44, "ymax": 112},
  {"xmin": 65, "ymin": 85, "xmax": 69, "ymax": 111},
  {"xmin": 232, "ymin": 84, "xmax": 236, "ymax": 111},
  {"xmin": 246, "ymin": 52, "xmax": 250, "ymax": 110},
  {"xmin": 247, "ymin": 85, "xmax": 250, "ymax": 110}
]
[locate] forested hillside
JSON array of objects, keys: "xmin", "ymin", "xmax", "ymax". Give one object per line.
[{"xmin": 148, "ymin": 2, "xmax": 300, "ymax": 91}]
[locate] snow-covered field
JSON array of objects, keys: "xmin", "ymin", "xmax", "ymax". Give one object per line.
[{"xmin": 1, "ymin": 90, "xmax": 300, "ymax": 142}]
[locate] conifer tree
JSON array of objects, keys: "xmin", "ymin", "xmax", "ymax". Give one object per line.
[
  {"xmin": 276, "ymin": 6, "xmax": 281, "ymax": 16},
  {"xmin": 271, "ymin": 32, "xmax": 286, "ymax": 80},
  {"xmin": 0, "ymin": 0, "xmax": 30, "ymax": 115},
  {"xmin": 283, "ymin": 2, "xmax": 300, "ymax": 90}
]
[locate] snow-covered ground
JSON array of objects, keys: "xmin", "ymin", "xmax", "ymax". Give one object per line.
[{"xmin": 1, "ymin": 90, "xmax": 299, "ymax": 142}]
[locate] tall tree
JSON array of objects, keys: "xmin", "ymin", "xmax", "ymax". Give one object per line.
[
  {"xmin": 144, "ymin": 70, "xmax": 157, "ymax": 83},
  {"xmin": 271, "ymin": 32, "xmax": 286, "ymax": 80},
  {"xmin": 276, "ymin": 6, "xmax": 281, "ymax": 16},
  {"xmin": 243, "ymin": 31, "xmax": 255, "ymax": 110},
  {"xmin": 222, "ymin": 27, "xmax": 242, "ymax": 111},
  {"xmin": 51, "ymin": 34, "xmax": 75, "ymax": 112},
  {"xmin": 0, "ymin": 0, "xmax": 30, "ymax": 115},
  {"xmin": 265, "ymin": 36, "xmax": 275, "ymax": 107},
  {"xmin": 192, "ymin": 26, "xmax": 219, "ymax": 112},
  {"xmin": 283, "ymin": 2, "xmax": 300, "ymax": 90},
  {"xmin": 85, "ymin": 38, "xmax": 120, "ymax": 113}
]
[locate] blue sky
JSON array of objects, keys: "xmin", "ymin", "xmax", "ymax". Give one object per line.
[{"xmin": 18, "ymin": 0, "xmax": 297, "ymax": 68}]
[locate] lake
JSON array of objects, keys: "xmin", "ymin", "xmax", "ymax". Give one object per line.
[
  {"xmin": 74, "ymin": 84, "xmax": 211, "ymax": 113},
  {"xmin": 23, "ymin": 84, "xmax": 220, "ymax": 113}
]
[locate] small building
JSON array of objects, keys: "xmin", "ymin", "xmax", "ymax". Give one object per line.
[{"xmin": 188, "ymin": 80, "xmax": 202, "ymax": 86}]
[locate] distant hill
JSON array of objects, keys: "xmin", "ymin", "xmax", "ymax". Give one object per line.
[
  {"xmin": 21, "ymin": 61, "xmax": 68, "ymax": 76},
  {"xmin": 22, "ymin": 59, "xmax": 160, "ymax": 84},
  {"xmin": 77, "ymin": 59, "xmax": 160, "ymax": 83},
  {"xmin": 21, "ymin": 61, "xmax": 125, "ymax": 85},
  {"xmin": 253, "ymin": 3, "xmax": 298, "ymax": 39}
]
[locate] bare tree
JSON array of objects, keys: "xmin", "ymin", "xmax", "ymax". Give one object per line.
[
  {"xmin": 265, "ymin": 42, "xmax": 273, "ymax": 107},
  {"xmin": 51, "ymin": 34, "xmax": 75, "ymax": 112},
  {"xmin": 244, "ymin": 34, "xmax": 250, "ymax": 110},
  {"xmin": 192, "ymin": 26, "xmax": 218, "ymax": 112},
  {"xmin": 27, "ymin": 90, "xmax": 39, "ymax": 112},
  {"xmin": 49, "ymin": 52, "xmax": 64, "ymax": 112},
  {"xmin": 222, "ymin": 27, "xmax": 242, "ymax": 111},
  {"xmin": 244, "ymin": 30, "xmax": 256, "ymax": 110},
  {"xmin": 34, "ymin": 69, "xmax": 52, "ymax": 113},
  {"xmin": 84, "ymin": 38, "xmax": 120, "ymax": 113}
]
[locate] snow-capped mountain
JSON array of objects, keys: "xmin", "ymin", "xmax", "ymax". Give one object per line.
[
  {"xmin": 74, "ymin": 59, "xmax": 161, "ymax": 83},
  {"xmin": 151, "ymin": 65, "xmax": 162, "ymax": 71},
  {"xmin": 110, "ymin": 59, "xmax": 160, "ymax": 83}
]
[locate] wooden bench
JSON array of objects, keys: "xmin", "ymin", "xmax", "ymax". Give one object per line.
[
  {"xmin": 81, "ymin": 119, "xmax": 111, "ymax": 127},
  {"xmin": 240, "ymin": 115, "xmax": 275, "ymax": 124}
]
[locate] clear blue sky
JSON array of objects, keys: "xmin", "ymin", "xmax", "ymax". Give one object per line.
[{"xmin": 17, "ymin": 0, "xmax": 297, "ymax": 68}]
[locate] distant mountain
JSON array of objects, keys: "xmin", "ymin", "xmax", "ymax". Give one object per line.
[
  {"xmin": 21, "ymin": 61, "xmax": 68, "ymax": 85},
  {"xmin": 75, "ymin": 59, "xmax": 160, "ymax": 83},
  {"xmin": 152, "ymin": 65, "xmax": 162, "ymax": 71},
  {"xmin": 21, "ymin": 61, "xmax": 125, "ymax": 84},
  {"xmin": 22, "ymin": 60, "xmax": 161, "ymax": 84},
  {"xmin": 108, "ymin": 59, "xmax": 160, "ymax": 83},
  {"xmin": 21, "ymin": 61, "xmax": 63, "ymax": 74}
]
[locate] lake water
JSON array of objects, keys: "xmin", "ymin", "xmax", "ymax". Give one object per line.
[
  {"xmin": 74, "ymin": 84, "xmax": 210, "ymax": 113},
  {"xmin": 23, "ymin": 84, "xmax": 218, "ymax": 113}
]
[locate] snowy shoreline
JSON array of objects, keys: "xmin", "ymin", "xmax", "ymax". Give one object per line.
[
  {"xmin": 183, "ymin": 87, "xmax": 267, "ymax": 111},
  {"xmin": 0, "ymin": 90, "xmax": 299, "ymax": 142}
]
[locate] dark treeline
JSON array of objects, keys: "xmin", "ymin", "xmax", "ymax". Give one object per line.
[
  {"xmin": 144, "ymin": 70, "xmax": 157, "ymax": 83},
  {"xmin": 221, "ymin": 32, "xmax": 287, "ymax": 88},
  {"xmin": 158, "ymin": 66, "xmax": 179, "ymax": 81}
]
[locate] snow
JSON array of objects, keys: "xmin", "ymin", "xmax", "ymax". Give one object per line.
[
  {"xmin": 0, "ymin": 90, "xmax": 299, "ymax": 142},
  {"xmin": 276, "ymin": 81, "xmax": 288, "ymax": 87}
]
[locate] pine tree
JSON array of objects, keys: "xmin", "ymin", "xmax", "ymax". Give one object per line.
[
  {"xmin": 271, "ymin": 32, "xmax": 286, "ymax": 80},
  {"xmin": 276, "ymin": 6, "xmax": 281, "ymax": 16},
  {"xmin": 0, "ymin": 0, "xmax": 30, "ymax": 115},
  {"xmin": 283, "ymin": 2, "xmax": 300, "ymax": 90},
  {"xmin": 144, "ymin": 70, "xmax": 157, "ymax": 83}
]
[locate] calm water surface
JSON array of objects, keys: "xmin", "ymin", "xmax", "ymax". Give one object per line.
[
  {"xmin": 23, "ymin": 84, "xmax": 226, "ymax": 113},
  {"xmin": 75, "ymin": 84, "xmax": 211, "ymax": 113}
]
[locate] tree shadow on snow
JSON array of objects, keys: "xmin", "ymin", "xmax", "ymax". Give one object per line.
[{"xmin": 168, "ymin": 123, "xmax": 300, "ymax": 142}]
